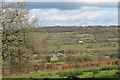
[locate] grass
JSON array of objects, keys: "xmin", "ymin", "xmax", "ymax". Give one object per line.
[
  {"xmin": 59, "ymin": 43, "xmax": 118, "ymax": 51},
  {"xmin": 50, "ymin": 57, "xmax": 58, "ymax": 62},
  {"xmin": 31, "ymin": 32, "xmax": 118, "ymax": 55},
  {"xmin": 108, "ymin": 38, "xmax": 118, "ymax": 41},
  {"xmin": 94, "ymin": 70, "xmax": 118, "ymax": 78},
  {"xmin": 2, "ymin": 31, "xmax": 119, "ymax": 79},
  {"xmin": 49, "ymin": 42, "xmax": 118, "ymax": 52},
  {"xmin": 78, "ymin": 70, "xmax": 118, "ymax": 78},
  {"xmin": 57, "ymin": 65, "xmax": 119, "ymax": 78},
  {"xmin": 73, "ymin": 33, "xmax": 94, "ymax": 38},
  {"xmin": 4, "ymin": 65, "xmax": 119, "ymax": 78}
]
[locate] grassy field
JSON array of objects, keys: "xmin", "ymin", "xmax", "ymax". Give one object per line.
[
  {"xmin": 30, "ymin": 31, "xmax": 119, "ymax": 69},
  {"xmin": 2, "ymin": 26, "xmax": 119, "ymax": 78},
  {"xmin": 4, "ymin": 65, "xmax": 119, "ymax": 78},
  {"xmin": 32, "ymin": 32, "xmax": 118, "ymax": 52},
  {"xmin": 6, "ymin": 70, "xmax": 119, "ymax": 78}
]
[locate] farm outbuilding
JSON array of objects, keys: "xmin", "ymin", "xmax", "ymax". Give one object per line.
[
  {"xmin": 56, "ymin": 53, "xmax": 66, "ymax": 57},
  {"xmin": 78, "ymin": 41, "xmax": 83, "ymax": 43}
]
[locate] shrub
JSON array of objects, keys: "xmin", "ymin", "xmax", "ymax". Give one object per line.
[{"xmin": 58, "ymin": 69, "xmax": 83, "ymax": 77}]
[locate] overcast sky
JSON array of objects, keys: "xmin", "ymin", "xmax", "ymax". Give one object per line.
[{"xmin": 26, "ymin": 2, "xmax": 118, "ymax": 26}]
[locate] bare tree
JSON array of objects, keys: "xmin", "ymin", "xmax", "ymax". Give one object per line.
[{"xmin": 0, "ymin": 1, "xmax": 38, "ymax": 74}]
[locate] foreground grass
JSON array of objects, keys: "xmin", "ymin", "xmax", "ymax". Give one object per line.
[
  {"xmin": 4, "ymin": 65, "xmax": 119, "ymax": 78},
  {"xmin": 78, "ymin": 70, "xmax": 119, "ymax": 78},
  {"xmin": 5, "ymin": 70, "xmax": 119, "ymax": 78}
]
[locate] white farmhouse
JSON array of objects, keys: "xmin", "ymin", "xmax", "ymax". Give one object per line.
[{"xmin": 78, "ymin": 41, "xmax": 83, "ymax": 43}]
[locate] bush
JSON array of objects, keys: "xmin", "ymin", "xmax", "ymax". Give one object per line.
[
  {"xmin": 110, "ymin": 53, "xmax": 118, "ymax": 59},
  {"xmin": 64, "ymin": 54, "xmax": 101, "ymax": 63},
  {"xmin": 101, "ymin": 66, "xmax": 118, "ymax": 71},
  {"xmin": 58, "ymin": 69, "xmax": 83, "ymax": 77}
]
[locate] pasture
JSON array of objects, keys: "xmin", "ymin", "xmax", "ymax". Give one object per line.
[{"xmin": 2, "ymin": 26, "xmax": 119, "ymax": 78}]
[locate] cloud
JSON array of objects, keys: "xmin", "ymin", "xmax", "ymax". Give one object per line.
[
  {"xmin": 29, "ymin": 6, "xmax": 117, "ymax": 26},
  {"xmin": 26, "ymin": 2, "xmax": 118, "ymax": 10}
]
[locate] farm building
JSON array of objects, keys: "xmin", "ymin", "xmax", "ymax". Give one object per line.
[
  {"xmin": 78, "ymin": 41, "xmax": 83, "ymax": 43},
  {"xmin": 49, "ymin": 53, "xmax": 66, "ymax": 57},
  {"xmin": 56, "ymin": 53, "xmax": 66, "ymax": 57}
]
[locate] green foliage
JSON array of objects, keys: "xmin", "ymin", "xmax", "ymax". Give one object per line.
[
  {"xmin": 58, "ymin": 69, "xmax": 83, "ymax": 77},
  {"xmin": 3, "ymin": 65, "xmax": 119, "ymax": 78},
  {"xmin": 57, "ymin": 65, "xmax": 118, "ymax": 78},
  {"xmin": 64, "ymin": 54, "xmax": 110, "ymax": 64}
]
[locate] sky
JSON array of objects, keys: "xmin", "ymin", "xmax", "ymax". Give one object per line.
[{"xmin": 26, "ymin": 2, "xmax": 118, "ymax": 26}]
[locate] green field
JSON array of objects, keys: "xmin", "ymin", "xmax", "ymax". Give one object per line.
[
  {"xmin": 2, "ymin": 26, "xmax": 119, "ymax": 78},
  {"xmin": 4, "ymin": 65, "xmax": 119, "ymax": 78}
]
